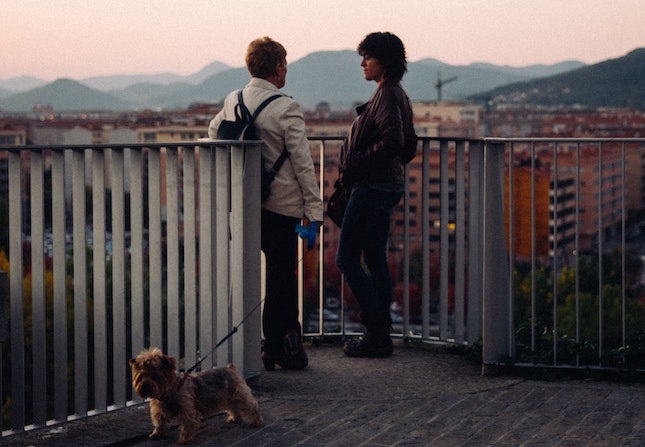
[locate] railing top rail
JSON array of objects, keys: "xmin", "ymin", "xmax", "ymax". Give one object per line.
[
  {"xmin": 0, "ymin": 140, "xmax": 266, "ymax": 151},
  {"xmin": 483, "ymin": 137, "xmax": 645, "ymax": 144},
  {"xmin": 3, "ymin": 136, "xmax": 645, "ymax": 152}
]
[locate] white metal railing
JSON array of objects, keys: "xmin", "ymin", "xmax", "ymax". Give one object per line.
[
  {"xmin": 482, "ymin": 138, "xmax": 645, "ymax": 371},
  {"xmin": 0, "ymin": 141, "xmax": 262, "ymax": 435},
  {"xmin": 303, "ymin": 138, "xmax": 484, "ymax": 347},
  {"xmin": 2, "ymin": 136, "xmax": 645, "ymax": 436},
  {"xmin": 304, "ymin": 137, "xmax": 645, "ymax": 373}
]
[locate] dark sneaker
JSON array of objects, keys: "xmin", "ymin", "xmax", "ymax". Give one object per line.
[
  {"xmin": 343, "ymin": 336, "xmax": 393, "ymax": 358},
  {"xmin": 281, "ymin": 350, "xmax": 309, "ymax": 370}
]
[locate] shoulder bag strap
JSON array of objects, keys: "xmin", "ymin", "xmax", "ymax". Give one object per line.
[{"xmin": 270, "ymin": 147, "xmax": 290, "ymax": 173}]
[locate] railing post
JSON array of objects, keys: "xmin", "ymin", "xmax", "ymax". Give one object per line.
[
  {"xmin": 0, "ymin": 270, "xmax": 6, "ymax": 434},
  {"xmin": 0, "ymin": 271, "xmax": 7, "ymax": 345},
  {"xmin": 8, "ymin": 150, "xmax": 25, "ymax": 431},
  {"xmin": 482, "ymin": 141, "xmax": 512, "ymax": 371},
  {"xmin": 467, "ymin": 141, "xmax": 483, "ymax": 345},
  {"xmin": 239, "ymin": 144, "xmax": 262, "ymax": 378}
]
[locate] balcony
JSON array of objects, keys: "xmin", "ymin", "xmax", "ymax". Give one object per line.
[{"xmin": 1, "ymin": 137, "xmax": 645, "ymax": 442}]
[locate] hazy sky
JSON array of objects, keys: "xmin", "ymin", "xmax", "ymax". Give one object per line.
[{"xmin": 3, "ymin": 0, "xmax": 644, "ymax": 80}]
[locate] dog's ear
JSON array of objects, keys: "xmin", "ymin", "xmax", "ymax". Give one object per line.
[
  {"xmin": 128, "ymin": 358, "xmax": 136, "ymax": 367},
  {"xmin": 162, "ymin": 355, "xmax": 177, "ymax": 371}
]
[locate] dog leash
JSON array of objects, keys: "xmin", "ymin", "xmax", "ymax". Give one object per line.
[
  {"xmin": 182, "ymin": 229, "xmax": 318, "ymax": 376},
  {"xmin": 182, "ymin": 295, "xmax": 265, "ymax": 375}
]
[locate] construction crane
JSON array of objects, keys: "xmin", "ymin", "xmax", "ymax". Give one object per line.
[{"xmin": 434, "ymin": 72, "xmax": 457, "ymax": 102}]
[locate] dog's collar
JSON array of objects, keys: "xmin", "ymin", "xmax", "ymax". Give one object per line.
[{"xmin": 176, "ymin": 373, "xmax": 193, "ymax": 392}]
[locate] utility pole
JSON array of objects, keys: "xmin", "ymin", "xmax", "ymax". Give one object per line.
[{"xmin": 434, "ymin": 72, "xmax": 457, "ymax": 102}]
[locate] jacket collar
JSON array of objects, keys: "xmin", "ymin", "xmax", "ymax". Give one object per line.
[{"xmin": 248, "ymin": 77, "xmax": 281, "ymax": 92}]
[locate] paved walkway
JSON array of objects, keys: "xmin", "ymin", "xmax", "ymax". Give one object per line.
[{"xmin": 3, "ymin": 343, "xmax": 644, "ymax": 446}]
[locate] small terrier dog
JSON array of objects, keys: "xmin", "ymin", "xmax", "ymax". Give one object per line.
[{"xmin": 129, "ymin": 347, "xmax": 263, "ymax": 444}]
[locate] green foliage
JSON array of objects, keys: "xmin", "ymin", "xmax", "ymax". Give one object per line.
[
  {"xmin": 513, "ymin": 265, "xmax": 552, "ymax": 327},
  {"xmin": 1, "ymin": 245, "xmax": 103, "ymax": 428},
  {"xmin": 514, "ymin": 248, "xmax": 645, "ymax": 369}
]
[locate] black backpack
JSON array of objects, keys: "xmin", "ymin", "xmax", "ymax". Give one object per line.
[{"xmin": 216, "ymin": 89, "xmax": 289, "ymax": 202}]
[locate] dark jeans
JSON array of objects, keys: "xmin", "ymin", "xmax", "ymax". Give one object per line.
[
  {"xmin": 261, "ymin": 209, "xmax": 301, "ymax": 354},
  {"xmin": 335, "ymin": 186, "xmax": 402, "ymax": 321}
]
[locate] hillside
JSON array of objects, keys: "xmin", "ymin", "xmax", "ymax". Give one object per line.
[
  {"xmin": 0, "ymin": 78, "xmax": 131, "ymax": 111},
  {"xmin": 0, "ymin": 75, "xmax": 48, "ymax": 94},
  {"xmin": 469, "ymin": 48, "xmax": 645, "ymax": 111},
  {"xmin": 81, "ymin": 60, "xmax": 231, "ymax": 91}
]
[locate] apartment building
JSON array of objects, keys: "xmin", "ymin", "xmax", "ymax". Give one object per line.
[
  {"xmin": 555, "ymin": 144, "xmax": 628, "ymax": 250},
  {"xmin": 136, "ymin": 125, "xmax": 209, "ymax": 144},
  {"xmin": 507, "ymin": 143, "xmax": 630, "ymax": 262},
  {"xmin": 505, "ymin": 166, "xmax": 576, "ymax": 262},
  {"xmin": 412, "ymin": 101, "xmax": 480, "ymax": 138},
  {"xmin": 0, "ymin": 121, "xmax": 27, "ymax": 145}
]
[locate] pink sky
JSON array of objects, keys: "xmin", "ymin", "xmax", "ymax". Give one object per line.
[{"xmin": 2, "ymin": 0, "xmax": 644, "ymax": 80}]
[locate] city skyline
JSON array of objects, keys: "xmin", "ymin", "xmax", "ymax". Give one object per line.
[{"xmin": 3, "ymin": 0, "xmax": 644, "ymax": 81}]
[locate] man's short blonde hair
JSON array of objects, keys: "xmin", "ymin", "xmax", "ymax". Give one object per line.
[{"xmin": 246, "ymin": 37, "xmax": 287, "ymax": 79}]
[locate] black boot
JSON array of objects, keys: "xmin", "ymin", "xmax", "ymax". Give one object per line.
[
  {"xmin": 281, "ymin": 329, "xmax": 309, "ymax": 370},
  {"xmin": 343, "ymin": 313, "xmax": 393, "ymax": 358},
  {"xmin": 261, "ymin": 338, "xmax": 283, "ymax": 371},
  {"xmin": 262, "ymin": 329, "xmax": 308, "ymax": 371}
]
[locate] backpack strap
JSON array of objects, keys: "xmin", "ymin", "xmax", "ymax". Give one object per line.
[
  {"xmin": 235, "ymin": 89, "xmax": 252, "ymax": 122},
  {"xmin": 238, "ymin": 89, "xmax": 290, "ymax": 172},
  {"xmin": 237, "ymin": 89, "xmax": 283, "ymax": 122},
  {"xmin": 251, "ymin": 93, "xmax": 283, "ymax": 120}
]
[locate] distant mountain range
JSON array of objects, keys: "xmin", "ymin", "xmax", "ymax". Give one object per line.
[{"xmin": 1, "ymin": 49, "xmax": 639, "ymax": 112}]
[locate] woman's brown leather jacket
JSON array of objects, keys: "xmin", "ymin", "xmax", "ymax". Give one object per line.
[{"xmin": 339, "ymin": 79, "xmax": 416, "ymax": 190}]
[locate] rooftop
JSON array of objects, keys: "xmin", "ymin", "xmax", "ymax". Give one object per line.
[{"xmin": 4, "ymin": 343, "xmax": 644, "ymax": 447}]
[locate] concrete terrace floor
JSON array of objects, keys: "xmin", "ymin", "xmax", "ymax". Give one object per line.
[{"xmin": 2, "ymin": 342, "xmax": 644, "ymax": 447}]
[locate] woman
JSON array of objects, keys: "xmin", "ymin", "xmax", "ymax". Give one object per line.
[
  {"xmin": 335, "ymin": 32, "xmax": 416, "ymax": 358},
  {"xmin": 209, "ymin": 37, "xmax": 323, "ymax": 370}
]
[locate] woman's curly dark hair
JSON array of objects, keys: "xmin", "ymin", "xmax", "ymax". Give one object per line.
[
  {"xmin": 357, "ymin": 32, "xmax": 408, "ymax": 81},
  {"xmin": 246, "ymin": 36, "xmax": 287, "ymax": 79}
]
